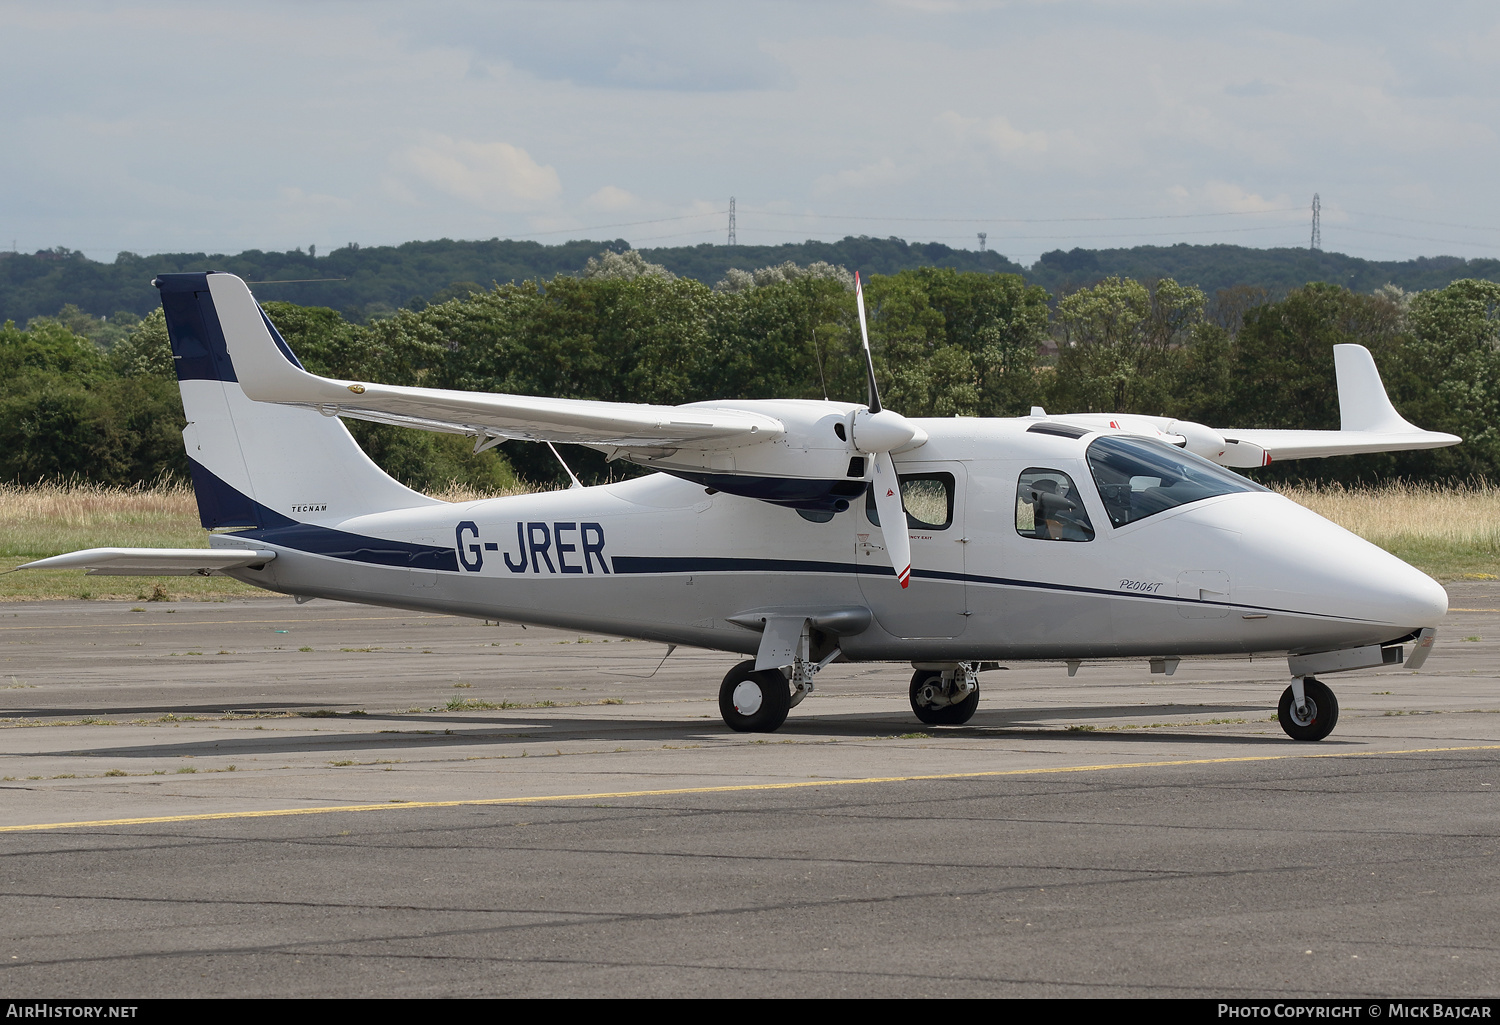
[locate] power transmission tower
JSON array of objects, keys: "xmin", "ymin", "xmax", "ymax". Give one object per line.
[
  {"xmin": 728, "ymin": 197, "xmax": 736, "ymax": 246},
  {"xmin": 977, "ymin": 232, "xmax": 987, "ymax": 252},
  {"xmin": 1310, "ymin": 193, "xmax": 1321, "ymax": 251}
]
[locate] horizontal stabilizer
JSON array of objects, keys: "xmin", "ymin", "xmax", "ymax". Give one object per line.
[
  {"xmin": 1217, "ymin": 427, "xmax": 1462, "ymax": 467},
  {"xmin": 16, "ymin": 548, "xmax": 277, "ymax": 577}
]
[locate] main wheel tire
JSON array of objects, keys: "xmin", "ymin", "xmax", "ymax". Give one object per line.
[
  {"xmin": 909, "ymin": 670, "xmax": 980, "ymax": 726},
  {"xmin": 719, "ymin": 660, "xmax": 791, "ymax": 733},
  {"xmin": 1277, "ymin": 677, "xmax": 1339, "ymax": 741}
]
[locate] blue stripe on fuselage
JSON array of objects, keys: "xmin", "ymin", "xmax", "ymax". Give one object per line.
[
  {"xmin": 188, "ymin": 460, "xmax": 1365, "ymax": 623},
  {"xmin": 607, "ymin": 555, "xmax": 1373, "ymax": 623},
  {"xmin": 243, "ymin": 522, "xmax": 460, "ymax": 571}
]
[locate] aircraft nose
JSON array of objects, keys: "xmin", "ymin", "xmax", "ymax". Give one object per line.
[
  {"xmin": 1283, "ymin": 514, "xmax": 1447, "ymax": 627},
  {"xmin": 1203, "ymin": 494, "xmax": 1448, "ymax": 628},
  {"xmin": 1363, "ymin": 556, "xmax": 1448, "ymax": 627}
]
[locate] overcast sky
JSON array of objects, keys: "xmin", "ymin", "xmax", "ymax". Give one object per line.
[{"xmin": 4, "ymin": 0, "xmax": 1499, "ymax": 267}]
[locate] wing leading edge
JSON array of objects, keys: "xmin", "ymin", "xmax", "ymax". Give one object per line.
[
  {"xmin": 214, "ymin": 272, "xmax": 1455, "ymax": 471},
  {"xmin": 207, "ymin": 274, "xmax": 784, "ymax": 453}
]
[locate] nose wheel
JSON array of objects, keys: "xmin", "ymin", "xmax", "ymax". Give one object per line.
[
  {"xmin": 719, "ymin": 660, "xmax": 791, "ymax": 733},
  {"xmin": 1278, "ymin": 677, "xmax": 1339, "ymax": 741},
  {"xmin": 909, "ymin": 668, "xmax": 980, "ymax": 725}
]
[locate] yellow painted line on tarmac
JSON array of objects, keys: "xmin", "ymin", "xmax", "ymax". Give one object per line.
[
  {"xmin": 3, "ymin": 743, "xmax": 1498, "ymax": 835},
  {"xmin": 0, "ymin": 615, "xmax": 451, "ymax": 631},
  {"xmin": 1451, "ymin": 608, "xmax": 1500, "ymax": 613}
]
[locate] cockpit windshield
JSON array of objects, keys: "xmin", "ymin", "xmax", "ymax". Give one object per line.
[{"xmin": 1086, "ymin": 434, "xmax": 1266, "ymax": 528}]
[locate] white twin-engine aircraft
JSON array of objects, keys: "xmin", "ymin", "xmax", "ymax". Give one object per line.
[{"xmin": 25, "ymin": 272, "xmax": 1460, "ymax": 741}]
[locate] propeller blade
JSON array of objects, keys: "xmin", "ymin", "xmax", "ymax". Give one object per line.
[
  {"xmin": 870, "ymin": 450, "xmax": 911, "ymax": 589},
  {"xmin": 857, "ymin": 274, "xmax": 911, "ymax": 590},
  {"xmin": 854, "ymin": 271, "xmax": 882, "ymax": 414}
]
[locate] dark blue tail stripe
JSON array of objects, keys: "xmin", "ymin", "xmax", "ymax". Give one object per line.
[
  {"xmin": 188, "ymin": 459, "xmax": 457, "ymax": 571},
  {"xmin": 185, "ymin": 457, "xmax": 285, "ymax": 530},
  {"xmin": 155, "ymin": 273, "xmax": 238, "ymax": 383}
]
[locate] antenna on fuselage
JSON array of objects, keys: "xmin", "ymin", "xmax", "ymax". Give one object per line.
[
  {"xmin": 612, "ymin": 643, "xmax": 678, "ymax": 679},
  {"xmin": 546, "ymin": 441, "xmax": 584, "ymax": 490},
  {"xmin": 813, "ymin": 330, "xmax": 829, "ymax": 400}
]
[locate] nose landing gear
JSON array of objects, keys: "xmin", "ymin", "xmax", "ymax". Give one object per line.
[{"xmin": 1277, "ymin": 677, "xmax": 1339, "ymax": 741}]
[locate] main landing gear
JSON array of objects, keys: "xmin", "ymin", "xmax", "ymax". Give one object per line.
[
  {"xmin": 717, "ymin": 660, "xmax": 984, "ymax": 732},
  {"xmin": 1277, "ymin": 677, "xmax": 1339, "ymax": 741},
  {"xmin": 909, "ymin": 665, "xmax": 980, "ymax": 726},
  {"xmin": 719, "ymin": 660, "xmax": 791, "ymax": 733}
]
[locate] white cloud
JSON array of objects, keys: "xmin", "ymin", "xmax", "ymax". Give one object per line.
[
  {"xmin": 6, "ymin": 2, "xmax": 1500, "ymax": 261},
  {"xmin": 814, "ymin": 157, "xmax": 908, "ymax": 196},
  {"xmin": 277, "ymin": 186, "xmax": 353, "ymax": 211},
  {"xmin": 586, "ymin": 185, "xmax": 639, "ymax": 212},
  {"xmin": 398, "ymin": 135, "xmax": 562, "ymax": 210},
  {"xmin": 940, "ymin": 111, "xmax": 1053, "ymax": 156},
  {"xmin": 1194, "ymin": 182, "xmax": 1292, "ymax": 215}
]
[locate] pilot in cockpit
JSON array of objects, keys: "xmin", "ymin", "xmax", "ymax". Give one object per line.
[{"xmin": 1029, "ymin": 476, "xmax": 1095, "ymax": 542}]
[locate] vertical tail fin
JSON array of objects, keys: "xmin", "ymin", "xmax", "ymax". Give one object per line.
[
  {"xmin": 1333, "ymin": 343, "xmax": 1422, "ymax": 434},
  {"xmin": 156, "ymin": 272, "xmax": 437, "ymax": 529}
]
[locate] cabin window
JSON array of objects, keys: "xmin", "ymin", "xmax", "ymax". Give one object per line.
[
  {"xmin": 865, "ymin": 472, "xmax": 955, "ymax": 530},
  {"xmin": 1085, "ymin": 434, "xmax": 1266, "ymax": 528},
  {"xmin": 1016, "ymin": 469, "xmax": 1095, "ymax": 542}
]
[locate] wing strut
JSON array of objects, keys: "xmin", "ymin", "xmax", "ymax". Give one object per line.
[{"xmin": 546, "ymin": 442, "xmax": 585, "ymax": 490}]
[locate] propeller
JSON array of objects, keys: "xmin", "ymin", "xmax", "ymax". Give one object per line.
[{"xmin": 852, "ymin": 272, "xmax": 914, "ymax": 590}]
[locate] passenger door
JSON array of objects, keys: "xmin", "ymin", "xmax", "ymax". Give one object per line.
[{"xmin": 855, "ymin": 461, "xmax": 968, "ymax": 639}]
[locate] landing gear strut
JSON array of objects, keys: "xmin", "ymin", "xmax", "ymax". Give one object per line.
[
  {"xmin": 909, "ymin": 665, "xmax": 980, "ymax": 725},
  {"xmin": 1277, "ymin": 676, "xmax": 1339, "ymax": 741},
  {"xmin": 719, "ymin": 660, "xmax": 791, "ymax": 733}
]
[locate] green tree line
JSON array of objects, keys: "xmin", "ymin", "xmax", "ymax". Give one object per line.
[
  {"xmin": 5, "ymin": 236, "xmax": 1498, "ymax": 327},
  {"xmin": 2, "ymin": 260, "xmax": 1496, "ymax": 492},
  {"xmin": 0, "ymin": 237, "xmax": 1025, "ymax": 327}
]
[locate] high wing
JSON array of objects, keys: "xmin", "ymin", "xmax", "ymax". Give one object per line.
[
  {"xmin": 209, "ymin": 275, "xmax": 783, "ymax": 452},
  {"xmin": 1041, "ymin": 344, "xmax": 1460, "ymax": 468},
  {"xmin": 198, "ymin": 272, "xmax": 923, "ymax": 583},
  {"xmin": 15, "ymin": 548, "xmax": 277, "ymax": 576}
]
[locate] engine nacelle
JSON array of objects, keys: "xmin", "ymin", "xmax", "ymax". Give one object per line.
[
  {"xmin": 851, "ymin": 408, "xmax": 926, "ymax": 454},
  {"xmin": 1164, "ymin": 419, "xmax": 1228, "ymax": 462},
  {"xmin": 614, "ymin": 399, "xmax": 875, "ymax": 511}
]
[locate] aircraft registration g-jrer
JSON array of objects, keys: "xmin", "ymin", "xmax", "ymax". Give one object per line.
[{"xmin": 25, "ymin": 272, "xmax": 1460, "ymax": 741}]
